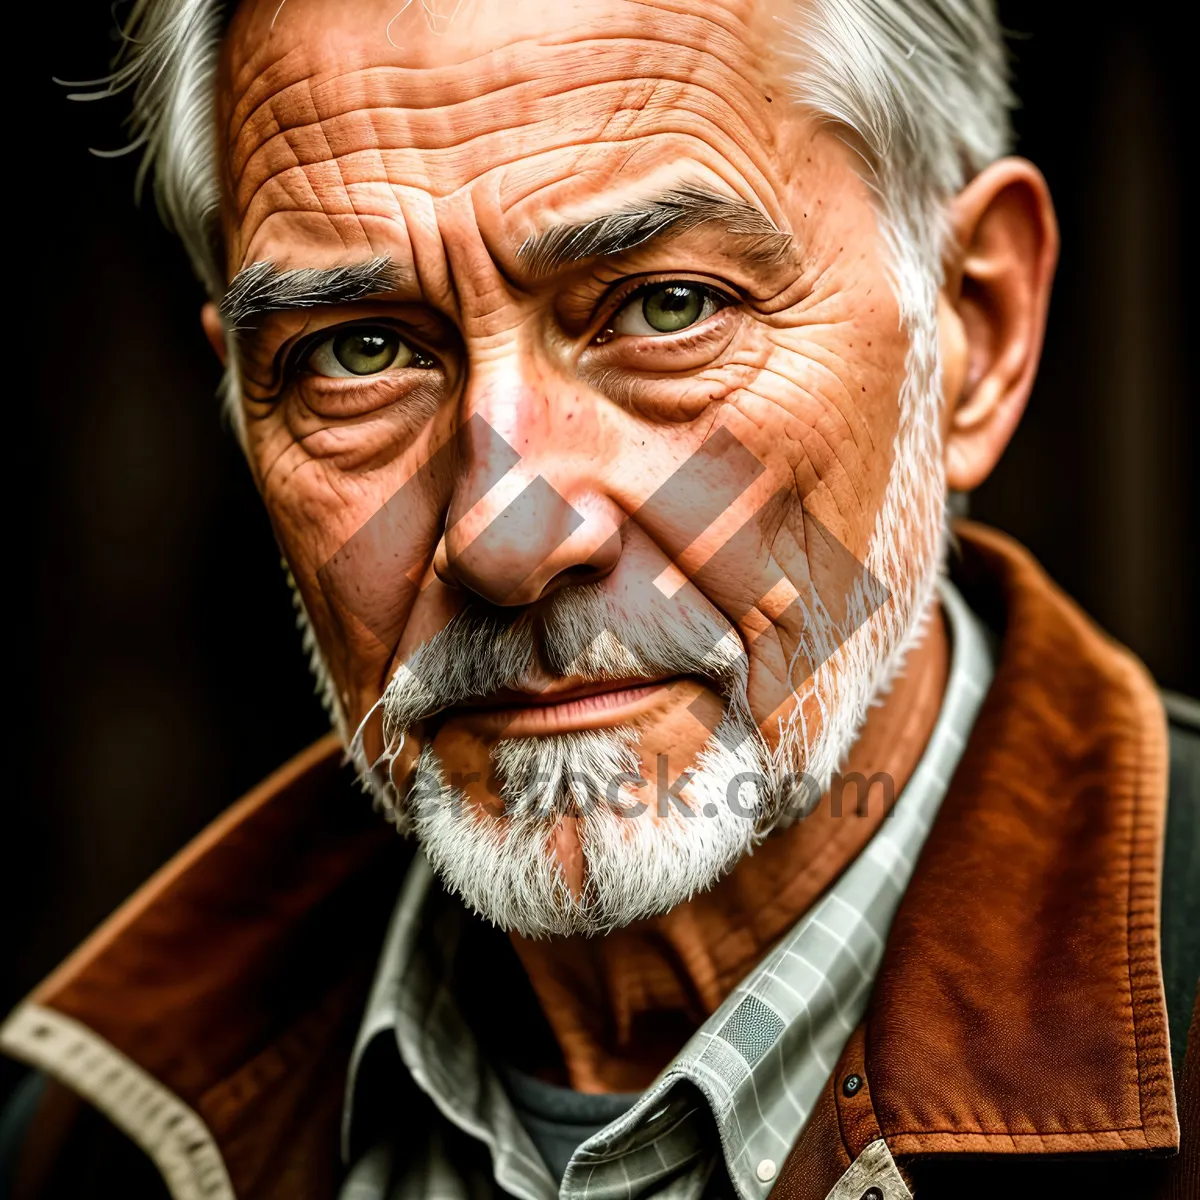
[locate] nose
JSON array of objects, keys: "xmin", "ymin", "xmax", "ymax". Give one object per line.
[
  {"xmin": 436, "ymin": 475, "xmax": 622, "ymax": 605},
  {"xmin": 434, "ymin": 376, "xmax": 623, "ymax": 607}
]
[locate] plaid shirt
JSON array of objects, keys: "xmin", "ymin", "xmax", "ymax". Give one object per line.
[{"xmin": 340, "ymin": 581, "xmax": 994, "ymax": 1200}]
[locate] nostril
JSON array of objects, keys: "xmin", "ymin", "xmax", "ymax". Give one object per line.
[
  {"xmin": 530, "ymin": 563, "xmax": 604, "ymax": 603},
  {"xmin": 539, "ymin": 553, "xmax": 620, "ymax": 599},
  {"xmin": 558, "ymin": 564, "xmax": 605, "ymax": 586}
]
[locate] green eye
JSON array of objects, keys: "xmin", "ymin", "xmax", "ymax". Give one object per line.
[
  {"xmin": 333, "ymin": 328, "xmax": 403, "ymax": 374},
  {"xmin": 609, "ymin": 283, "xmax": 723, "ymax": 338},
  {"xmin": 305, "ymin": 325, "xmax": 433, "ymax": 378},
  {"xmin": 642, "ymin": 285, "xmax": 704, "ymax": 332}
]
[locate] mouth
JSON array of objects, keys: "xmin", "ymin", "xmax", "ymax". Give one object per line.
[{"xmin": 438, "ymin": 675, "xmax": 687, "ymax": 736}]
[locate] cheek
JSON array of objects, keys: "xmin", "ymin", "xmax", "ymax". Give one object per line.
[
  {"xmin": 249, "ymin": 431, "xmax": 447, "ymax": 720},
  {"xmin": 720, "ymin": 319, "xmax": 906, "ymax": 562},
  {"xmin": 694, "ymin": 310, "xmax": 907, "ymax": 736}
]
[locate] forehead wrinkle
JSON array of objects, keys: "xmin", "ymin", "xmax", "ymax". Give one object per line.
[
  {"xmin": 238, "ymin": 133, "xmax": 777, "ymax": 274},
  {"xmin": 223, "ymin": 44, "xmax": 309, "ymax": 171},
  {"xmin": 233, "ymin": 97, "xmax": 784, "ymax": 250},
  {"xmin": 221, "ymin": 21, "xmax": 782, "ymax": 191},
  {"xmin": 235, "ymin": 163, "xmax": 345, "ymax": 265},
  {"xmin": 227, "ymin": 53, "xmax": 770, "ymax": 203},
  {"xmin": 221, "ymin": 0, "xmax": 770, "ymax": 137},
  {"xmin": 221, "ymin": 6, "xmax": 803, "ymax": 282},
  {"xmin": 236, "ymin": 116, "xmax": 794, "ymax": 280}
]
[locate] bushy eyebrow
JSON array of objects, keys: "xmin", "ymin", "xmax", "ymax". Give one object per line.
[
  {"xmin": 517, "ymin": 184, "xmax": 794, "ymax": 276},
  {"xmin": 220, "ymin": 256, "xmax": 401, "ymax": 327},
  {"xmin": 219, "ymin": 186, "xmax": 791, "ymax": 324}
]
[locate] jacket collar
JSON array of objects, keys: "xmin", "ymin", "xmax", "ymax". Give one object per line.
[
  {"xmin": 1, "ymin": 735, "xmax": 404, "ymax": 1199},
  {"xmin": 0, "ymin": 523, "xmax": 1177, "ymax": 1199},
  {"xmin": 867, "ymin": 522, "xmax": 1176, "ymax": 1157}
]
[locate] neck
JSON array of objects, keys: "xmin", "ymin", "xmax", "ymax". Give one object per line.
[{"xmin": 508, "ymin": 600, "xmax": 952, "ymax": 1092}]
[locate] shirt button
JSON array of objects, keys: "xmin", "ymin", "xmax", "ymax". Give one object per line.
[{"xmin": 756, "ymin": 1159, "xmax": 777, "ymax": 1183}]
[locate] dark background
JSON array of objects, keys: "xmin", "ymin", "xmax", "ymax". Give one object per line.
[{"xmin": 5, "ymin": 4, "xmax": 1197, "ymax": 1100}]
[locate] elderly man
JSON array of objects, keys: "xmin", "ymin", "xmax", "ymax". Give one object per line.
[{"xmin": 2, "ymin": 0, "xmax": 1197, "ymax": 1197}]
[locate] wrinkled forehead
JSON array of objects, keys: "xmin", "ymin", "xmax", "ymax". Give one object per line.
[{"xmin": 216, "ymin": 0, "xmax": 802, "ymax": 272}]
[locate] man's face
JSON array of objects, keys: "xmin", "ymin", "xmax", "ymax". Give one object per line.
[{"xmin": 218, "ymin": 0, "xmax": 943, "ymax": 933}]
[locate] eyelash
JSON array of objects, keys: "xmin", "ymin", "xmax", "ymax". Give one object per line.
[
  {"xmin": 595, "ymin": 279, "xmax": 739, "ymax": 339},
  {"xmin": 280, "ymin": 323, "xmax": 434, "ymax": 382}
]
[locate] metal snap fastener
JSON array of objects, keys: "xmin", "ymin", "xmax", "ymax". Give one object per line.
[
  {"xmin": 756, "ymin": 1159, "xmax": 777, "ymax": 1183},
  {"xmin": 861, "ymin": 1188, "xmax": 884, "ymax": 1200},
  {"xmin": 842, "ymin": 1073, "xmax": 863, "ymax": 1097}
]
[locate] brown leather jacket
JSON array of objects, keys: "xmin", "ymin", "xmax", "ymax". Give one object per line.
[{"xmin": 3, "ymin": 523, "xmax": 1198, "ymax": 1200}]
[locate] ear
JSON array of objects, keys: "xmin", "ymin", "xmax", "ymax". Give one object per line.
[
  {"xmin": 939, "ymin": 158, "xmax": 1059, "ymax": 491},
  {"xmin": 201, "ymin": 301, "xmax": 228, "ymax": 366}
]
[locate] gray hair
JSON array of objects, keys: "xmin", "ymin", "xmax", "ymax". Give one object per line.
[{"xmin": 78, "ymin": 0, "xmax": 1012, "ymax": 299}]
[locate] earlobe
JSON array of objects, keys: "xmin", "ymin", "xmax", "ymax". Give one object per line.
[
  {"xmin": 941, "ymin": 158, "xmax": 1059, "ymax": 491},
  {"xmin": 201, "ymin": 301, "xmax": 228, "ymax": 366}
]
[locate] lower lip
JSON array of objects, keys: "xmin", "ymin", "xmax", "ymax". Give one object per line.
[{"xmin": 443, "ymin": 680, "xmax": 675, "ymax": 736}]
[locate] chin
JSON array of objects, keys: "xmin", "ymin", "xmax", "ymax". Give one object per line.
[{"xmin": 390, "ymin": 709, "xmax": 800, "ymax": 937}]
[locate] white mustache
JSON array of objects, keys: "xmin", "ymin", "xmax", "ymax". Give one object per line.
[{"xmin": 379, "ymin": 582, "xmax": 747, "ymax": 738}]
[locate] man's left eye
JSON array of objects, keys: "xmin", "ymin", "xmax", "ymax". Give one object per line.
[
  {"xmin": 609, "ymin": 284, "xmax": 725, "ymax": 337},
  {"xmin": 303, "ymin": 325, "xmax": 434, "ymax": 378}
]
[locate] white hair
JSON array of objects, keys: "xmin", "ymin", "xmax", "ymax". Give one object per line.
[{"xmin": 78, "ymin": 0, "xmax": 1011, "ymax": 300}]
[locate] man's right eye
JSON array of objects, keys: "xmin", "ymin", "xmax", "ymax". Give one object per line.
[{"xmin": 303, "ymin": 325, "xmax": 435, "ymax": 378}]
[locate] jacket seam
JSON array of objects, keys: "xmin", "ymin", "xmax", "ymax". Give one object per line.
[
  {"xmin": 0, "ymin": 1002, "xmax": 235, "ymax": 1200},
  {"xmin": 1126, "ymin": 656, "xmax": 1148, "ymax": 1134},
  {"xmin": 1125, "ymin": 670, "xmax": 1177, "ymax": 1135},
  {"xmin": 883, "ymin": 1122, "xmax": 1172, "ymax": 1137}
]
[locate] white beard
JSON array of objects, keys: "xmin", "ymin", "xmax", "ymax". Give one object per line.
[
  {"xmin": 404, "ymin": 711, "xmax": 775, "ymax": 937},
  {"xmin": 333, "ymin": 249, "xmax": 949, "ymax": 939}
]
